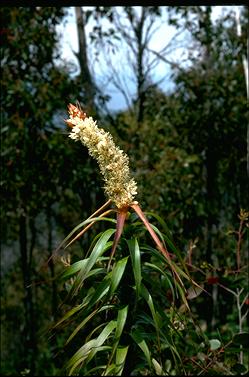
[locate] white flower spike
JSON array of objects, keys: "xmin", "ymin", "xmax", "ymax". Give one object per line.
[{"xmin": 65, "ymin": 103, "xmax": 137, "ymax": 209}]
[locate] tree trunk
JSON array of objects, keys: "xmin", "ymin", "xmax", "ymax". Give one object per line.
[
  {"xmin": 136, "ymin": 8, "xmax": 146, "ymax": 124},
  {"xmin": 19, "ymin": 212, "xmax": 36, "ymax": 374},
  {"xmin": 75, "ymin": 6, "xmax": 96, "ymax": 110},
  {"xmin": 47, "ymin": 205, "xmax": 58, "ymax": 320}
]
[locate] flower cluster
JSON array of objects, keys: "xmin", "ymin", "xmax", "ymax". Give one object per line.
[{"xmin": 66, "ymin": 104, "xmax": 137, "ymax": 209}]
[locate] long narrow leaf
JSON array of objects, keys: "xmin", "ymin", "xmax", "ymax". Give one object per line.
[
  {"xmin": 115, "ymin": 346, "xmax": 129, "ymax": 376},
  {"xmin": 53, "ymin": 303, "xmax": 85, "ymax": 329},
  {"xmin": 84, "ymin": 320, "xmax": 117, "ymax": 365},
  {"xmin": 144, "ymin": 212, "xmax": 201, "ymax": 286},
  {"xmin": 66, "ymin": 308, "xmax": 99, "ymax": 345},
  {"xmin": 66, "ymin": 304, "xmax": 115, "ymax": 345},
  {"xmin": 105, "ymin": 305, "xmax": 129, "ymax": 373},
  {"xmin": 55, "ymin": 216, "xmax": 116, "ymax": 255},
  {"xmin": 115, "ymin": 305, "xmax": 128, "ymax": 341},
  {"xmin": 60, "ymin": 244, "xmax": 112, "ymax": 282},
  {"xmin": 65, "ymin": 210, "xmax": 115, "ymax": 249},
  {"xmin": 70, "ymin": 228, "xmax": 116, "ymax": 297},
  {"xmin": 131, "ymin": 330, "xmax": 152, "ymax": 368},
  {"xmin": 144, "ymin": 261, "xmax": 176, "ymax": 303},
  {"xmin": 87, "ymin": 279, "xmax": 111, "ymax": 308},
  {"xmin": 127, "ymin": 238, "xmax": 142, "ymax": 296},
  {"xmin": 60, "ymin": 259, "xmax": 88, "ymax": 280},
  {"xmin": 140, "ymin": 284, "xmax": 160, "ymax": 335},
  {"xmin": 66, "ymin": 321, "xmax": 116, "ymax": 375},
  {"xmin": 109, "ymin": 256, "xmax": 129, "ymax": 296}
]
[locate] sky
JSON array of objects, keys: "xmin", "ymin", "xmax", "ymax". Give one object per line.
[{"xmin": 56, "ymin": 6, "xmax": 240, "ymax": 112}]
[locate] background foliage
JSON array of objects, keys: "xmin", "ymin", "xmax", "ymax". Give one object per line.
[{"xmin": 1, "ymin": 5, "xmax": 248, "ymax": 376}]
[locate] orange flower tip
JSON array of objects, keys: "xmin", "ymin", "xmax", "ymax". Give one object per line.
[{"xmin": 67, "ymin": 103, "xmax": 87, "ymax": 120}]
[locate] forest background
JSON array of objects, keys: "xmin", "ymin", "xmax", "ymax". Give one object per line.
[{"xmin": 1, "ymin": 5, "xmax": 248, "ymax": 376}]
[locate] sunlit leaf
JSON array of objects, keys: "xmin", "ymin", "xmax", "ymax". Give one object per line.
[
  {"xmin": 66, "ymin": 304, "xmax": 115, "ymax": 345},
  {"xmin": 55, "ymin": 216, "xmax": 116, "ymax": 253},
  {"xmin": 209, "ymin": 339, "xmax": 221, "ymax": 350},
  {"xmin": 66, "ymin": 320, "xmax": 116, "ymax": 375},
  {"xmin": 152, "ymin": 358, "xmax": 163, "ymax": 375},
  {"xmin": 84, "ymin": 321, "xmax": 117, "ymax": 365},
  {"xmin": 69, "ymin": 228, "xmax": 116, "ymax": 296},
  {"xmin": 115, "ymin": 346, "xmax": 129, "ymax": 376},
  {"xmin": 60, "ymin": 259, "xmax": 88, "ymax": 280}
]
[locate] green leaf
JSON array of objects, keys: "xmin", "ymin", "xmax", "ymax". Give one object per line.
[
  {"xmin": 61, "ymin": 259, "xmax": 105, "ymax": 281},
  {"xmin": 87, "ymin": 279, "xmax": 111, "ymax": 308},
  {"xmin": 84, "ymin": 365, "xmax": 107, "ymax": 375},
  {"xmin": 139, "ymin": 284, "xmax": 164, "ymax": 360},
  {"xmin": 67, "ymin": 320, "xmax": 117, "ymax": 375},
  {"xmin": 144, "ymin": 262, "xmax": 175, "ymax": 302},
  {"xmin": 84, "ymin": 320, "xmax": 117, "ymax": 365},
  {"xmin": 66, "ymin": 309, "xmax": 98, "ymax": 345},
  {"xmin": 70, "ymin": 228, "xmax": 116, "ymax": 296},
  {"xmin": 85, "ymin": 267, "xmax": 106, "ymax": 279},
  {"xmin": 209, "ymin": 339, "xmax": 221, "ymax": 350},
  {"xmin": 114, "ymin": 306, "xmax": 128, "ymax": 340},
  {"xmin": 127, "ymin": 238, "xmax": 142, "ymax": 296},
  {"xmin": 104, "ymin": 305, "xmax": 129, "ymax": 373},
  {"xmin": 67, "ymin": 338, "xmax": 97, "ymax": 375},
  {"xmin": 66, "ymin": 305, "xmax": 114, "ymax": 345},
  {"xmin": 56, "ymin": 216, "xmax": 116, "ymax": 252},
  {"xmin": 103, "ymin": 345, "xmax": 129, "ymax": 376},
  {"xmin": 131, "ymin": 329, "xmax": 152, "ymax": 368},
  {"xmin": 60, "ymin": 259, "xmax": 88, "ymax": 280},
  {"xmin": 152, "ymin": 358, "xmax": 163, "ymax": 375},
  {"xmin": 102, "ymin": 364, "xmax": 117, "ymax": 376},
  {"xmin": 115, "ymin": 346, "xmax": 129, "ymax": 376},
  {"xmin": 140, "ymin": 283, "xmax": 160, "ymax": 334},
  {"xmin": 53, "ymin": 303, "xmax": 85, "ymax": 329},
  {"xmin": 109, "ymin": 256, "xmax": 129, "ymax": 296}
]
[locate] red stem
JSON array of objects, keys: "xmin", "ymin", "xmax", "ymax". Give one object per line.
[
  {"xmin": 107, "ymin": 208, "xmax": 128, "ymax": 271},
  {"xmin": 131, "ymin": 203, "xmax": 183, "ymax": 286}
]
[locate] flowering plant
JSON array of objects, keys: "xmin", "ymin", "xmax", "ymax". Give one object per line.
[
  {"xmin": 52, "ymin": 103, "xmax": 202, "ymax": 376},
  {"xmin": 61, "ymin": 103, "xmax": 183, "ymax": 278}
]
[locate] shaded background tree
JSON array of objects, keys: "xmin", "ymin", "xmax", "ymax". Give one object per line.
[{"xmin": 0, "ymin": 6, "xmax": 104, "ymax": 375}]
